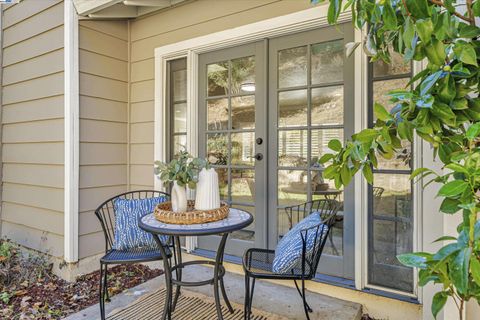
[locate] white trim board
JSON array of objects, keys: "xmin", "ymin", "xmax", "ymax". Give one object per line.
[{"xmin": 64, "ymin": 0, "xmax": 80, "ymax": 263}]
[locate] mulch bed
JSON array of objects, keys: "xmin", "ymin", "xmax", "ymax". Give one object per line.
[{"xmin": 0, "ymin": 240, "xmax": 163, "ymax": 320}]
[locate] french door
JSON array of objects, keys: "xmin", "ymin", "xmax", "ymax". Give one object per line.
[
  {"xmin": 198, "ymin": 42, "xmax": 267, "ymax": 256},
  {"xmin": 197, "ymin": 24, "xmax": 354, "ymax": 279}
]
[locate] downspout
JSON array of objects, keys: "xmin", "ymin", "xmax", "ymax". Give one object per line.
[
  {"xmin": 64, "ymin": 0, "xmax": 79, "ymax": 263},
  {"xmin": 0, "ymin": 8, "xmax": 4, "ymax": 237}
]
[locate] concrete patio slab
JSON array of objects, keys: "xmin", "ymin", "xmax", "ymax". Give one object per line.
[{"xmin": 64, "ymin": 264, "xmax": 362, "ymax": 320}]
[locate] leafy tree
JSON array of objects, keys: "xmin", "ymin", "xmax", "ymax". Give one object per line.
[{"xmin": 314, "ymin": 0, "xmax": 480, "ymax": 318}]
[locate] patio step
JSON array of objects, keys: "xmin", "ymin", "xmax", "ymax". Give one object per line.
[
  {"xmin": 184, "ymin": 264, "xmax": 362, "ymax": 320},
  {"xmin": 64, "ymin": 264, "xmax": 362, "ymax": 320}
]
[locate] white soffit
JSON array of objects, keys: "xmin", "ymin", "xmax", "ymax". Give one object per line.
[{"xmin": 73, "ymin": 0, "xmax": 189, "ymax": 19}]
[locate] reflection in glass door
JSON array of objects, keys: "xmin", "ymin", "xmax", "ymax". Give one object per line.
[
  {"xmin": 269, "ymin": 24, "xmax": 355, "ymax": 279},
  {"xmin": 198, "ymin": 42, "xmax": 267, "ymax": 256}
]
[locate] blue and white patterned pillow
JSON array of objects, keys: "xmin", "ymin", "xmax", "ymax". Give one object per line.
[
  {"xmin": 272, "ymin": 212, "xmax": 328, "ymax": 274},
  {"xmin": 113, "ymin": 196, "xmax": 168, "ymax": 250}
]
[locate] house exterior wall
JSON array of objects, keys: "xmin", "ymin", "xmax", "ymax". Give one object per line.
[
  {"xmin": 78, "ymin": 20, "xmax": 128, "ymax": 259},
  {"xmin": 1, "ymin": 0, "xmax": 65, "ymax": 258},
  {"xmin": 128, "ymin": 0, "xmax": 313, "ymax": 190}
]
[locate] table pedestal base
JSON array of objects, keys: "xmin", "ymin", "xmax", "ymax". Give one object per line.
[{"xmin": 153, "ymin": 233, "xmax": 234, "ymax": 320}]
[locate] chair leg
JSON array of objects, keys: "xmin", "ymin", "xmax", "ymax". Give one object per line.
[
  {"xmin": 301, "ymin": 278, "xmax": 311, "ymax": 320},
  {"xmin": 104, "ymin": 264, "xmax": 110, "ymax": 302},
  {"xmin": 294, "ymin": 279, "xmax": 313, "ymax": 313},
  {"xmin": 248, "ymin": 278, "xmax": 256, "ymax": 320},
  {"xmin": 244, "ymin": 275, "xmax": 250, "ymax": 320},
  {"xmin": 99, "ymin": 263, "xmax": 106, "ymax": 320}
]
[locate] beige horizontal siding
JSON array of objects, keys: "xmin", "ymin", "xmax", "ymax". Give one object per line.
[
  {"xmin": 128, "ymin": 0, "xmax": 312, "ymax": 191},
  {"xmin": 1, "ymin": 0, "xmax": 65, "ymax": 257},
  {"xmin": 3, "ymin": 48, "xmax": 63, "ymax": 86},
  {"xmin": 3, "ymin": 142, "xmax": 64, "ymax": 165},
  {"xmin": 2, "ymin": 202, "xmax": 63, "ymax": 235},
  {"xmin": 130, "ymin": 144, "xmax": 154, "ymax": 165},
  {"xmin": 3, "ymin": 25, "xmax": 63, "ymax": 67},
  {"xmin": 80, "ymin": 96, "xmax": 127, "ymax": 122},
  {"xmin": 80, "ymin": 143, "xmax": 127, "ymax": 165},
  {"xmin": 130, "ymin": 101, "xmax": 154, "ymax": 123},
  {"xmin": 79, "ymin": 165, "xmax": 128, "ymax": 189},
  {"xmin": 79, "ymin": 20, "xmax": 128, "ymax": 259},
  {"xmin": 2, "ymin": 0, "xmax": 61, "ymax": 29},
  {"xmin": 2, "ymin": 221, "xmax": 64, "ymax": 257},
  {"xmin": 79, "ymin": 25, "xmax": 128, "ymax": 62},
  {"xmin": 3, "ymin": 1, "xmax": 63, "ymax": 48},
  {"xmin": 2, "ymin": 95, "xmax": 63, "ymax": 124},
  {"xmin": 3, "ymin": 119, "xmax": 64, "ymax": 143},
  {"xmin": 3, "ymin": 72, "xmax": 64, "ymax": 105},
  {"xmin": 3, "ymin": 163, "xmax": 64, "ymax": 188},
  {"xmin": 3, "ymin": 182, "xmax": 64, "ymax": 212}
]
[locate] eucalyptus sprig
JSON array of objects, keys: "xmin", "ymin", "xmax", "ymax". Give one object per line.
[
  {"xmin": 315, "ymin": 0, "xmax": 480, "ymax": 318},
  {"xmin": 154, "ymin": 151, "xmax": 208, "ymax": 189}
]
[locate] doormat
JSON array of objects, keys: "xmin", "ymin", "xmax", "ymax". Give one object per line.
[{"xmin": 107, "ymin": 287, "xmax": 287, "ymax": 320}]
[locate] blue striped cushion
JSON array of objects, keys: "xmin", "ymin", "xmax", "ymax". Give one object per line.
[
  {"xmin": 113, "ymin": 196, "xmax": 168, "ymax": 250},
  {"xmin": 272, "ymin": 212, "xmax": 328, "ymax": 274}
]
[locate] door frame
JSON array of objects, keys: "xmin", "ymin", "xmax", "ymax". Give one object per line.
[{"xmin": 152, "ymin": 5, "xmax": 419, "ymax": 297}]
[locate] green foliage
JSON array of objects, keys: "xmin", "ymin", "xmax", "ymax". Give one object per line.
[
  {"xmin": 154, "ymin": 151, "xmax": 207, "ymax": 189},
  {"xmin": 314, "ymin": 0, "xmax": 480, "ymax": 318}
]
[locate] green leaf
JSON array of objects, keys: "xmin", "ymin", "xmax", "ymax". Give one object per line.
[
  {"xmin": 471, "ymin": 256, "xmax": 480, "ymax": 286},
  {"xmin": 432, "ymin": 292, "xmax": 448, "ymax": 319},
  {"xmin": 328, "ymin": 139, "xmax": 342, "ymax": 152},
  {"xmin": 445, "ymin": 163, "xmax": 468, "ymax": 174},
  {"xmin": 454, "ymin": 42, "xmax": 478, "ymax": 67},
  {"xmin": 466, "ymin": 122, "xmax": 480, "ymax": 141},
  {"xmin": 383, "ymin": 0, "xmax": 397, "ymax": 30},
  {"xmin": 433, "ymin": 242, "xmax": 460, "ymax": 261},
  {"xmin": 437, "ymin": 180, "xmax": 469, "ymax": 197},
  {"xmin": 474, "ymin": 1, "xmax": 480, "ymax": 16},
  {"xmin": 340, "ymin": 165, "xmax": 352, "ymax": 186},
  {"xmin": 416, "ymin": 19, "xmax": 433, "ymax": 43},
  {"xmin": 319, "ymin": 154, "xmax": 334, "ymax": 164},
  {"xmin": 362, "ymin": 165, "xmax": 373, "ymax": 184},
  {"xmin": 373, "ymin": 103, "xmax": 392, "ymax": 121},
  {"xmin": 433, "ymin": 235, "xmax": 457, "ymax": 242},
  {"xmin": 353, "ymin": 129, "xmax": 379, "ymax": 143},
  {"xmin": 397, "ymin": 253, "xmax": 427, "ymax": 268},
  {"xmin": 450, "ymin": 248, "xmax": 471, "ymax": 295},
  {"xmin": 405, "ymin": 0, "xmax": 430, "ymax": 19},
  {"xmin": 458, "ymin": 24, "xmax": 480, "ymax": 38},
  {"xmin": 440, "ymin": 198, "xmax": 461, "ymax": 214},
  {"xmin": 411, "ymin": 167, "xmax": 434, "ymax": 180},
  {"xmin": 403, "ymin": 17, "xmax": 415, "ymax": 49},
  {"xmin": 327, "ymin": 0, "xmax": 343, "ymax": 24},
  {"xmin": 420, "ymin": 71, "xmax": 442, "ymax": 96},
  {"xmin": 425, "ymin": 39, "xmax": 446, "ymax": 66}
]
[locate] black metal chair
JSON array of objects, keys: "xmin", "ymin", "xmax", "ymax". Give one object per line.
[
  {"xmin": 94, "ymin": 190, "xmax": 172, "ymax": 320},
  {"xmin": 242, "ymin": 199, "xmax": 339, "ymax": 320}
]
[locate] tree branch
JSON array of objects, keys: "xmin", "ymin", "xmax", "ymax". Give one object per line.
[
  {"xmin": 401, "ymin": 0, "xmax": 411, "ymax": 17},
  {"xmin": 428, "ymin": 0, "xmax": 474, "ymax": 24},
  {"xmin": 466, "ymin": 0, "xmax": 476, "ymax": 26}
]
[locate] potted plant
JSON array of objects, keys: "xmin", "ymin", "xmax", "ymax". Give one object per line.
[{"xmin": 154, "ymin": 151, "xmax": 206, "ymax": 212}]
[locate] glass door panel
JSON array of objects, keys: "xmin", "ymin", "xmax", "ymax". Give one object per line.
[
  {"xmin": 269, "ymin": 24, "xmax": 355, "ymax": 279},
  {"xmin": 198, "ymin": 42, "xmax": 266, "ymax": 256}
]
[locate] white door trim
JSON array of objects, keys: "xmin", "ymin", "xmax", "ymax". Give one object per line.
[{"xmin": 64, "ymin": 0, "xmax": 80, "ymax": 263}]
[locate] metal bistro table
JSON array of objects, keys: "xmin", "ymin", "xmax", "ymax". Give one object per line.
[{"xmin": 139, "ymin": 208, "xmax": 253, "ymax": 320}]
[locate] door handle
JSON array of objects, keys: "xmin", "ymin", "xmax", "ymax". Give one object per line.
[{"xmin": 250, "ymin": 153, "xmax": 263, "ymax": 161}]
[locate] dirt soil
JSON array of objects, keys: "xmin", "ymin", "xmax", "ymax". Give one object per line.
[{"xmin": 0, "ymin": 240, "xmax": 163, "ymax": 320}]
